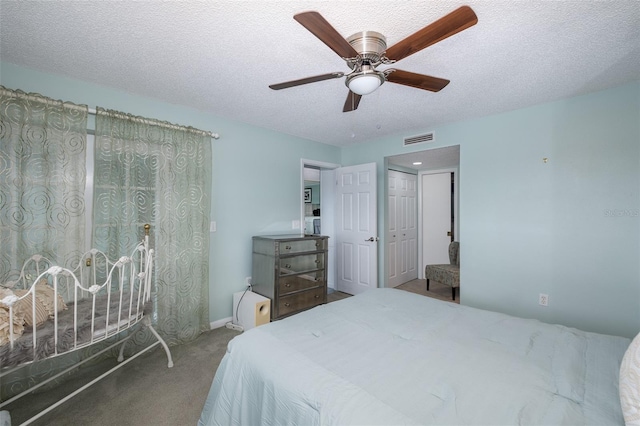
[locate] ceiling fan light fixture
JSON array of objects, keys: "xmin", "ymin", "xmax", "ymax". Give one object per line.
[{"xmin": 346, "ymin": 70, "xmax": 385, "ymax": 95}]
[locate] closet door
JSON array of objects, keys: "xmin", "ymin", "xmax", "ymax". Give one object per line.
[{"xmin": 387, "ymin": 170, "xmax": 418, "ymax": 287}]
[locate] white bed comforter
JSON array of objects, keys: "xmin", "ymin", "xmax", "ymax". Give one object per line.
[{"xmin": 199, "ymin": 288, "xmax": 629, "ymax": 425}]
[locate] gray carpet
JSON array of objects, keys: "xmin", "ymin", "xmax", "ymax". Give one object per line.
[
  {"xmin": 3, "ymin": 280, "xmax": 455, "ymax": 425},
  {"xmin": 396, "ymin": 278, "xmax": 460, "ymax": 304},
  {"xmin": 3, "ymin": 327, "xmax": 240, "ymax": 426}
]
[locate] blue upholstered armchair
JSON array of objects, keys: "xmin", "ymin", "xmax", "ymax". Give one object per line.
[{"xmin": 425, "ymin": 241, "xmax": 459, "ymax": 300}]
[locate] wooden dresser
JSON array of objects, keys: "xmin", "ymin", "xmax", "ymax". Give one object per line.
[{"xmin": 251, "ymin": 234, "xmax": 328, "ymax": 320}]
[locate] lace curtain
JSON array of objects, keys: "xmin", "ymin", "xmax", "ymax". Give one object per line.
[
  {"xmin": 0, "ymin": 86, "xmax": 88, "ymax": 400},
  {"xmin": 0, "ymin": 86, "xmax": 87, "ymax": 281},
  {"xmin": 94, "ymin": 108, "xmax": 211, "ymax": 345}
]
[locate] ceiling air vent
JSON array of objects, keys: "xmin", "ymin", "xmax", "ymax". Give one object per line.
[{"xmin": 403, "ymin": 132, "xmax": 434, "ymax": 146}]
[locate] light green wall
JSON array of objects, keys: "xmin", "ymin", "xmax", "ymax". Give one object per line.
[
  {"xmin": 2, "ymin": 62, "xmax": 638, "ymax": 338},
  {"xmin": 209, "ymin": 122, "xmax": 339, "ymax": 324},
  {"xmin": 0, "ymin": 62, "xmax": 341, "ymax": 326},
  {"xmin": 343, "ymin": 81, "xmax": 640, "ymax": 338}
]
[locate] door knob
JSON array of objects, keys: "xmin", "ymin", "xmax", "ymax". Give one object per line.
[
  {"xmin": 365, "ymin": 237, "xmax": 379, "ymax": 242},
  {"xmin": 447, "ymin": 231, "xmax": 452, "ymax": 236}
]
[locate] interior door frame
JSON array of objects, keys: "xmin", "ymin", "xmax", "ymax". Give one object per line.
[
  {"xmin": 300, "ymin": 159, "xmax": 341, "ymax": 226},
  {"xmin": 418, "ymin": 167, "xmax": 459, "ymax": 279},
  {"xmin": 301, "ymin": 159, "xmax": 340, "ymax": 290},
  {"xmin": 300, "ymin": 159, "xmax": 379, "ymax": 294},
  {"xmin": 383, "ymin": 145, "xmax": 460, "ymax": 287}
]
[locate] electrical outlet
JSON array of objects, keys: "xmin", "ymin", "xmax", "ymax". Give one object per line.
[
  {"xmin": 245, "ymin": 277, "xmax": 252, "ymax": 286},
  {"xmin": 539, "ymin": 293, "xmax": 549, "ymax": 306}
]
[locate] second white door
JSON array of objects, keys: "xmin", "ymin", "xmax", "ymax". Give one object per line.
[
  {"xmin": 421, "ymin": 172, "xmax": 453, "ymax": 268},
  {"xmin": 387, "ymin": 170, "xmax": 418, "ymax": 287}
]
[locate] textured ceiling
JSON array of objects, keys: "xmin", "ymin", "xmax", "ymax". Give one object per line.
[{"xmin": 1, "ymin": 1, "xmax": 639, "ymax": 147}]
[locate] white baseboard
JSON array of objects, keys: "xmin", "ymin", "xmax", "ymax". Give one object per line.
[{"xmin": 210, "ymin": 317, "xmax": 232, "ymax": 330}]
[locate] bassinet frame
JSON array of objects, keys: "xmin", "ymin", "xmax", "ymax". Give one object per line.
[{"xmin": 0, "ymin": 224, "xmax": 173, "ymax": 425}]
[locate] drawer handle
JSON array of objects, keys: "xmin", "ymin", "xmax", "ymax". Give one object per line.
[
  {"xmin": 315, "ymin": 259, "xmax": 320, "ymax": 264},
  {"xmin": 285, "ymin": 245, "xmax": 291, "ymax": 250},
  {"xmin": 284, "ymin": 303, "xmax": 290, "ymax": 307},
  {"xmin": 314, "ymin": 295, "xmax": 320, "ymax": 299},
  {"xmin": 285, "ymin": 283, "xmax": 291, "ymax": 287},
  {"xmin": 285, "ymin": 264, "xmax": 291, "ymax": 269}
]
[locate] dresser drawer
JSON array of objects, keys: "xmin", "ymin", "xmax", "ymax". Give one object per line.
[
  {"xmin": 279, "ymin": 273, "xmax": 323, "ymax": 296},
  {"xmin": 279, "ymin": 254, "xmax": 325, "ymax": 275},
  {"xmin": 278, "ymin": 238, "xmax": 325, "ymax": 255},
  {"xmin": 278, "ymin": 287, "xmax": 325, "ymax": 317}
]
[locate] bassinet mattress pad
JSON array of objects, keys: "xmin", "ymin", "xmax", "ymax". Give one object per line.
[
  {"xmin": 0, "ymin": 292, "xmax": 149, "ymax": 368},
  {"xmin": 199, "ymin": 288, "xmax": 629, "ymax": 425}
]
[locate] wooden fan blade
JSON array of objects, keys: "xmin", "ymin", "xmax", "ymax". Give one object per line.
[
  {"xmin": 294, "ymin": 11, "xmax": 359, "ymax": 59},
  {"xmin": 386, "ymin": 70, "xmax": 450, "ymax": 92},
  {"xmin": 385, "ymin": 6, "xmax": 477, "ymax": 62},
  {"xmin": 269, "ymin": 72, "xmax": 344, "ymax": 90},
  {"xmin": 343, "ymin": 90, "xmax": 362, "ymax": 112}
]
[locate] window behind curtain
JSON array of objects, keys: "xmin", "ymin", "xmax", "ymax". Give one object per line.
[
  {"xmin": 0, "ymin": 86, "xmax": 87, "ymax": 281},
  {"xmin": 93, "ymin": 108, "xmax": 211, "ymax": 345}
]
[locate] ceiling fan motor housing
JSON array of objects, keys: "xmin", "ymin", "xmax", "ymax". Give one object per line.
[{"xmin": 346, "ymin": 31, "xmax": 387, "ymax": 65}]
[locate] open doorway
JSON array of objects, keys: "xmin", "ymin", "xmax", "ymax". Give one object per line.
[
  {"xmin": 303, "ymin": 166, "xmax": 322, "ymax": 235},
  {"xmin": 300, "ymin": 160, "xmax": 379, "ymax": 295},
  {"xmin": 301, "ymin": 159, "xmax": 340, "ymax": 292},
  {"xmin": 385, "ymin": 145, "xmax": 460, "ymax": 288}
]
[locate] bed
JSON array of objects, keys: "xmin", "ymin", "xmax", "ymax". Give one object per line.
[
  {"xmin": 199, "ymin": 288, "xmax": 633, "ymax": 425},
  {"xmin": 0, "ymin": 225, "xmax": 173, "ymax": 425}
]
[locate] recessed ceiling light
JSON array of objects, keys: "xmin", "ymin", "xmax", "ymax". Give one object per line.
[{"xmin": 413, "ymin": 161, "xmax": 423, "ymax": 165}]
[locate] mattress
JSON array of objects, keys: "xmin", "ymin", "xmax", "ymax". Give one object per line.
[
  {"xmin": 1, "ymin": 292, "xmax": 149, "ymax": 368},
  {"xmin": 199, "ymin": 288, "xmax": 629, "ymax": 425}
]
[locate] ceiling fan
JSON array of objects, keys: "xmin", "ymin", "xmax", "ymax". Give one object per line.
[{"xmin": 269, "ymin": 6, "xmax": 478, "ymax": 112}]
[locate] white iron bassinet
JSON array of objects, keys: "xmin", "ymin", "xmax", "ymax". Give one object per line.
[{"xmin": 0, "ymin": 225, "xmax": 173, "ymax": 425}]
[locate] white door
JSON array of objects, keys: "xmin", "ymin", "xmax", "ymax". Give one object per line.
[
  {"xmin": 336, "ymin": 163, "xmax": 377, "ymax": 295},
  {"xmin": 422, "ymin": 172, "xmax": 452, "ymax": 268},
  {"xmin": 387, "ymin": 170, "xmax": 418, "ymax": 287}
]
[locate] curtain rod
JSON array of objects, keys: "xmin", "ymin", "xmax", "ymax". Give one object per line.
[{"xmin": 87, "ymin": 107, "xmax": 220, "ymax": 140}]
